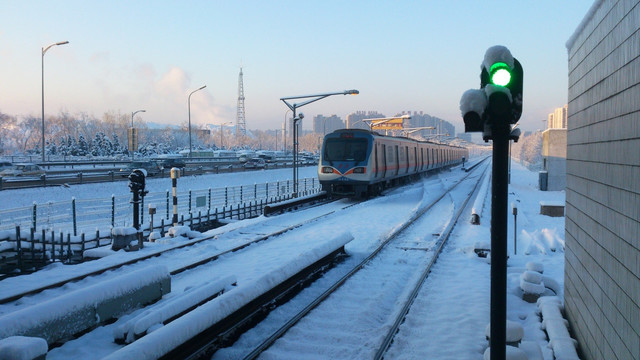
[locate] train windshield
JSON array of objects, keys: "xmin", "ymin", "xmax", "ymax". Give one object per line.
[{"xmin": 324, "ymin": 138, "xmax": 368, "ymax": 162}]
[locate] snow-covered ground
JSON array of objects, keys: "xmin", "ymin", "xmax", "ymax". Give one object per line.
[
  {"xmin": 0, "ymin": 166, "xmax": 319, "ymax": 211},
  {"xmin": 0, "ymin": 161, "xmax": 569, "ymax": 359}
]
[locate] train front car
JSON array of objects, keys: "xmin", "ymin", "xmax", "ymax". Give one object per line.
[{"xmin": 318, "ymin": 129, "xmax": 374, "ymax": 198}]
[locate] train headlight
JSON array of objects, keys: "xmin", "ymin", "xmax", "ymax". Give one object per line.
[
  {"xmin": 353, "ymin": 167, "xmax": 366, "ymax": 174},
  {"xmin": 322, "ymin": 167, "xmax": 334, "ymax": 174}
]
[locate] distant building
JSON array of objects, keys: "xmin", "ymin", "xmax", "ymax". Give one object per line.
[
  {"xmin": 401, "ymin": 111, "xmax": 455, "ymax": 139},
  {"xmin": 346, "ymin": 111, "xmax": 386, "ymax": 130},
  {"xmin": 547, "ymin": 104, "xmax": 568, "ymax": 129},
  {"xmin": 565, "ymin": 1, "xmax": 640, "ymax": 360},
  {"xmin": 456, "ymin": 133, "xmax": 472, "ymax": 142},
  {"xmin": 313, "ymin": 114, "xmax": 344, "ymax": 135},
  {"xmin": 541, "ymin": 128, "xmax": 567, "ymax": 190}
]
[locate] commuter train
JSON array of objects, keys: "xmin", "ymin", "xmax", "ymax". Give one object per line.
[{"xmin": 318, "ymin": 129, "xmax": 468, "ymax": 198}]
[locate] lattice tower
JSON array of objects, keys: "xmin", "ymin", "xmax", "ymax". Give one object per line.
[{"xmin": 236, "ymin": 67, "xmax": 246, "ymax": 136}]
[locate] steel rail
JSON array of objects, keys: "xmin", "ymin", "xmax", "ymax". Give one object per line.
[
  {"xmin": 374, "ymin": 162, "xmax": 489, "ymax": 359},
  {"xmin": 241, "ymin": 163, "xmax": 486, "ymax": 360}
]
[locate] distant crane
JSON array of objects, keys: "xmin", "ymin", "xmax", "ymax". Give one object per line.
[{"xmin": 236, "ymin": 67, "xmax": 247, "ymax": 137}]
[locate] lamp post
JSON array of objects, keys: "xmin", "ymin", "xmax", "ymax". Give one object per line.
[
  {"xmin": 41, "ymin": 40, "xmax": 69, "ymax": 162},
  {"xmin": 280, "ymin": 89, "xmax": 358, "ymax": 197},
  {"xmin": 130, "ymin": 110, "xmax": 146, "ymax": 160},
  {"xmin": 283, "ymin": 109, "xmax": 291, "ymax": 153},
  {"xmin": 218, "ymin": 122, "xmax": 232, "ymax": 149},
  {"xmin": 188, "ymin": 85, "xmax": 206, "ymax": 158}
]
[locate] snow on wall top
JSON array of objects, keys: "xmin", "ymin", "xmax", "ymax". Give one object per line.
[
  {"xmin": 482, "ymin": 45, "xmax": 514, "ymax": 72},
  {"xmin": 566, "ymin": 0, "xmax": 605, "ymax": 51}
]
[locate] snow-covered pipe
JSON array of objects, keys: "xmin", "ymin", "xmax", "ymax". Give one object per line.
[
  {"xmin": 471, "ymin": 169, "xmax": 491, "ymax": 224},
  {"xmin": 104, "ymin": 232, "xmax": 354, "ymax": 360},
  {"xmin": 537, "ymin": 297, "xmax": 580, "ymax": 360},
  {"xmin": 0, "ymin": 265, "xmax": 170, "ymax": 345},
  {"xmin": 114, "ymin": 275, "xmax": 236, "ymax": 344}
]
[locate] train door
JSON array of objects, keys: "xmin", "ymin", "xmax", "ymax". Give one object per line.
[
  {"xmin": 374, "ymin": 144, "xmax": 379, "ymax": 178},
  {"xmin": 420, "ymin": 147, "xmax": 424, "ymax": 171},
  {"xmin": 395, "ymin": 145, "xmax": 399, "ymax": 176},
  {"xmin": 404, "ymin": 146, "xmax": 409, "ymax": 174},
  {"xmin": 414, "ymin": 147, "xmax": 418, "ymax": 172},
  {"xmin": 382, "ymin": 144, "xmax": 387, "ymax": 178}
]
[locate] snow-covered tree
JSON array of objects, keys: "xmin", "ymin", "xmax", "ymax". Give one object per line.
[{"xmin": 77, "ymin": 134, "xmax": 89, "ymax": 156}]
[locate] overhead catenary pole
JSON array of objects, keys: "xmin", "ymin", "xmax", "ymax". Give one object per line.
[{"xmin": 280, "ymin": 89, "xmax": 359, "ymax": 197}]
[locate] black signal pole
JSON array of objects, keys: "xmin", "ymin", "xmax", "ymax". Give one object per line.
[{"xmin": 489, "ymin": 103, "xmax": 511, "ymax": 360}]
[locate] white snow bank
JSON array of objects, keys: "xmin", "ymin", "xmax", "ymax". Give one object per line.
[
  {"xmin": 537, "ymin": 296, "xmax": 580, "ymax": 360},
  {"xmin": 165, "ymin": 226, "xmax": 200, "ymax": 239},
  {"xmin": 103, "ymin": 231, "xmax": 354, "ymax": 360},
  {"xmin": 485, "ymin": 320, "xmax": 524, "ymax": 343},
  {"xmin": 0, "ymin": 336, "xmax": 48, "ymax": 360},
  {"xmin": 0, "ymin": 265, "xmax": 170, "ymax": 343},
  {"xmin": 521, "ymin": 270, "xmax": 543, "ymax": 284},
  {"xmin": 112, "ymin": 227, "xmax": 138, "ymax": 236},
  {"xmin": 520, "ymin": 276, "xmax": 545, "ymax": 295},
  {"xmin": 483, "ymin": 345, "xmax": 527, "ymax": 360},
  {"xmin": 83, "ymin": 245, "xmax": 116, "ymax": 259},
  {"xmin": 522, "ymin": 228, "xmax": 565, "ymax": 255},
  {"xmin": 114, "ymin": 275, "xmax": 237, "ymax": 344},
  {"xmin": 526, "ymin": 262, "xmax": 544, "ymax": 273}
]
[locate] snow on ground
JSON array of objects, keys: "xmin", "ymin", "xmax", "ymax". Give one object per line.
[
  {"xmin": 386, "ymin": 161, "xmax": 566, "ymax": 360},
  {"xmin": 0, "ymin": 166, "xmax": 319, "ymax": 211},
  {"xmin": 0, "ymin": 161, "xmax": 568, "ymax": 359}
]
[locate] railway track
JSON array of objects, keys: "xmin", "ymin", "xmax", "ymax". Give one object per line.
[
  {"xmin": 3, "ymin": 164, "xmax": 476, "ymax": 359},
  {"xmin": 186, "ymin": 162, "xmax": 489, "ymax": 360}
]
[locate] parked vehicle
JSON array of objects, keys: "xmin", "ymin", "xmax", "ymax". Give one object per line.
[
  {"xmin": 0, "ymin": 161, "xmax": 13, "ymax": 172},
  {"xmin": 156, "ymin": 157, "xmax": 186, "ymax": 169},
  {"xmin": 119, "ymin": 161, "xmax": 162, "ymax": 177},
  {"xmin": 0, "ymin": 163, "xmax": 45, "ymax": 177},
  {"xmin": 243, "ymin": 158, "xmax": 266, "ymax": 169}
]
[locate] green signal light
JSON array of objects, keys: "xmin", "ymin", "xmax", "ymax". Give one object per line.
[{"xmin": 490, "ymin": 62, "xmax": 512, "ymax": 86}]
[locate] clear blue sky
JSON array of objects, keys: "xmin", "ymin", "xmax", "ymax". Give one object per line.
[{"xmin": 0, "ymin": 1, "xmax": 593, "ymax": 133}]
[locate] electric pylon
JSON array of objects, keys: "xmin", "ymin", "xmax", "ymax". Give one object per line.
[{"xmin": 236, "ymin": 67, "xmax": 246, "ymax": 137}]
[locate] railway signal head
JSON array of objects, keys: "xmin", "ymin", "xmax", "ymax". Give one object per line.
[
  {"xmin": 460, "ymin": 45, "xmax": 523, "ymax": 138},
  {"xmin": 128, "ymin": 169, "xmax": 147, "ymax": 195},
  {"xmin": 480, "ymin": 45, "xmax": 523, "ymax": 123}
]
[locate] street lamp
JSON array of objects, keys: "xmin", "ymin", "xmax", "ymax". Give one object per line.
[
  {"xmin": 280, "ymin": 89, "xmax": 358, "ymax": 197},
  {"xmin": 130, "ymin": 109, "xmax": 146, "ymax": 160},
  {"xmin": 188, "ymin": 85, "xmax": 206, "ymax": 157},
  {"xmin": 41, "ymin": 40, "xmax": 69, "ymax": 162},
  {"xmin": 218, "ymin": 122, "xmax": 232, "ymax": 149}
]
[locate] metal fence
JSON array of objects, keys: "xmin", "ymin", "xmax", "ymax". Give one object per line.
[{"xmin": 0, "ymin": 177, "xmax": 320, "ymax": 234}]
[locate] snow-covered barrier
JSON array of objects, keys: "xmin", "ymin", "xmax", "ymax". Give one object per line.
[
  {"xmin": 537, "ymin": 296, "xmax": 580, "ymax": 360},
  {"xmin": 104, "ymin": 231, "xmax": 354, "ymax": 360},
  {"xmin": 0, "ymin": 265, "xmax": 171, "ymax": 345},
  {"xmin": 113, "ymin": 275, "xmax": 236, "ymax": 344},
  {"xmin": 0, "ymin": 336, "xmax": 47, "ymax": 360}
]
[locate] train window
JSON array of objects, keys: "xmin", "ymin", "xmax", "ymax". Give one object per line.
[{"xmin": 324, "ymin": 138, "xmax": 368, "ymax": 162}]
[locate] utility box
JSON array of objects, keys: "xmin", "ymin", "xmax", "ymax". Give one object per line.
[
  {"xmin": 539, "ymin": 171, "xmax": 548, "ymax": 191},
  {"xmin": 112, "ymin": 227, "xmax": 138, "ymax": 251}
]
